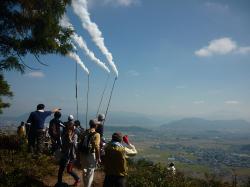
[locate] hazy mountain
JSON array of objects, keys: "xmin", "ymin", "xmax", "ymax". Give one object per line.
[
  {"xmin": 105, "ymin": 125, "xmax": 151, "ymax": 132},
  {"xmin": 160, "ymin": 118, "xmax": 250, "ymax": 133},
  {"xmin": 0, "ymin": 111, "xmax": 163, "ymax": 127}
]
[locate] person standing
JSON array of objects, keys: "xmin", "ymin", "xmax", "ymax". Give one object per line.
[
  {"xmin": 49, "ymin": 111, "xmax": 64, "ymax": 153},
  {"xmin": 96, "ymin": 114, "xmax": 105, "ymax": 138},
  {"xmin": 17, "ymin": 121, "xmax": 27, "ymax": 144},
  {"xmin": 27, "ymin": 104, "xmax": 61, "ymax": 154},
  {"xmin": 79, "ymin": 119, "xmax": 101, "ymax": 187},
  {"xmin": 167, "ymin": 162, "xmax": 176, "ymax": 175},
  {"xmin": 96, "ymin": 114, "xmax": 106, "ymax": 159},
  {"xmin": 103, "ymin": 133, "xmax": 137, "ymax": 187},
  {"xmin": 57, "ymin": 121, "xmax": 80, "ymax": 186},
  {"xmin": 17, "ymin": 121, "xmax": 26, "ymax": 138}
]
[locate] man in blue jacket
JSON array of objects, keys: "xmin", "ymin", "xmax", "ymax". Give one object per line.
[{"xmin": 27, "ymin": 104, "xmax": 61, "ymax": 154}]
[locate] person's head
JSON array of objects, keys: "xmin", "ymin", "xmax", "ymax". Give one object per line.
[
  {"xmin": 20, "ymin": 121, "xmax": 25, "ymax": 126},
  {"xmin": 54, "ymin": 111, "xmax": 61, "ymax": 119},
  {"xmin": 97, "ymin": 114, "xmax": 105, "ymax": 122},
  {"xmin": 89, "ymin": 119, "xmax": 98, "ymax": 129},
  {"xmin": 37, "ymin": 104, "xmax": 45, "ymax": 110},
  {"xmin": 74, "ymin": 120, "xmax": 80, "ymax": 127},
  {"xmin": 68, "ymin": 115, "xmax": 74, "ymax": 121},
  {"xmin": 169, "ymin": 162, "xmax": 174, "ymax": 167},
  {"xmin": 112, "ymin": 132, "xmax": 123, "ymax": 143}
]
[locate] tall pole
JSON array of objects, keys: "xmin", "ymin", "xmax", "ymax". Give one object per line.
[
  {"xmin": 103, "ymin": 76, "xmax": 117, "ymax": 126},
  {"xmin": 75, "ymin": 62, "xmax": 78, "ymax": 120},
  {"xmin": 85, "ymin": 74, "xmax": 90, "ymax": 129},
  {"xmin": 96, "ymin": 74, "xmax": 110, "ymax": 117}
]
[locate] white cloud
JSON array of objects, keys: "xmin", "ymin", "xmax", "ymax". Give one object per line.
[
  {"xmin": 104, "ymin": 0, "xmax": 139, "ymax": 6},
  {"xmin": 237, "ymin": 46, "xmax": 250, "ymax": 54},
  {"xmin": 25, "ymin": 71, "xmax": 45, "ymax": 78},
  {"xmin": 193, "ymin": 100, "xmax": 205, "ymax": 104},
  {"xmin": 225, "ymin": 100, "xmax": 240, "ymax": 105},
  {"xmin": 195, "ymin": 37, "xmax": 250, "ymax": 57},
  {"xmin": 127, "ymin": 70, "xmax": 140, "ymax": 77},
  {"xmin": 195, "ymin": 37, "xmax": 237, "ymax": 57},
  {"xmin": 205, "ymin": 2, "xmax": 229, "ymax": 12},
  {"xmin": 89, "ymin": 0, "xmax": 140, "ymax": 7}
]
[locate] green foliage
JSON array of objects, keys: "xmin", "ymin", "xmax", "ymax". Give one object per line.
[
  {"xmin": 0, "ymin": 141, "xmax": 57, "ymax": 187},
  {"xmin": 0, "ymin": 0, "xmax": 74, "ymax": 113},
  {"xmin": 127, "ymin": 159, "xmax": 234, "ymax": 187},
  {"xmin": 0, "ymin": 74, "xmax": 13, "ymax": 113}
]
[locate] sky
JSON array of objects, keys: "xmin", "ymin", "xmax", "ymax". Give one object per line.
[{"xmin": 2, "ymin": 0, "xmax": 250, "ymax": 121}]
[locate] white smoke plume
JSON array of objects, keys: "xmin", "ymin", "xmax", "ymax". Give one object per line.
[
  {"xmin": 71, "ymin": 0, "xmax": 119, "ymax": 77},
  {"xmin": 67, "ymin": 52, "xmax": 90, "ymax": 75},
  {"xmin": 72, "ymin": 34, "xmax": 110, "ymax": 73},
  {"xmin": 60, "ymin": 15, "xmax": 110, "ymax": 73}
]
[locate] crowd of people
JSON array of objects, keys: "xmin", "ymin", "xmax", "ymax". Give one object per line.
[{"xmin": 17, "ymin": 104, "xmax": 138, "ymax": 187}]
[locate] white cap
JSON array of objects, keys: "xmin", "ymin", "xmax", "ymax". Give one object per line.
[
  {"xmin": 68, "ymin": 115, "xmax": 74, "ymax": 121},
  {"xmin": 98, "ymin": 114, "xmax": 105, "ymax": 121}
]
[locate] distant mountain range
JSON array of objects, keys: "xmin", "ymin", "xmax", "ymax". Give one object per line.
[
  {"xmin": 105, "ymin": 125, "xmax": 151, "ymax": 132},
  {"xmin": 1, "ymin": 112, "xmax": 250, "ymax": 134},
  {"xmin": 160, "ymin": 118, "xmax": 250, "ymax": 134},
  {"xmin": 0, "ymin": 111, "xmax": 162, "ymax": 127}
]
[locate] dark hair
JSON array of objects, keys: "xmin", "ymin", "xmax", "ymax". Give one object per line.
[
  {"xmin": 89, "ymin": 119, "xmax": 97, "ymax": 129},
  {"xmin": 169, "ymin": 162, "xmax": 174, "ymax": 167},
  {"xmin": 75, "ymin": 120, "xmax": 80, "ymax": 127},
  {"xmin": 37, "ymin": 104, "xmax": 45, "ymax": 110},
  {"xmin": 54, "ymin": 111, "xmax": 61, "ymax": 119},
  {"xmin": 112, "ymin": 132, "xmax": 122, "ymax": 142}
]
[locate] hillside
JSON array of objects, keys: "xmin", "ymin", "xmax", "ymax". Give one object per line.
[{"xmin": 160, "ymin": 118, "xmax": 250, "ymax": 134}]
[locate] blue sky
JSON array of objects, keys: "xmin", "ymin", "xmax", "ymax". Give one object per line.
[{"xmin": 2, "ymin": 0, "xmax": 250, "ymax": 121}]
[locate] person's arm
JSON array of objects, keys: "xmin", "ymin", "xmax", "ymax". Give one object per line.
[
  {"xmin": 124, "ymin": 143, "xmax": 137, "ymax": 157},
  {"xmin": 27, "ymin": 112, "xmax": 33, "ymax": 124},
  {"xmin": 51, "ymin": 108, "xmax": 61, "ymax": 113}
]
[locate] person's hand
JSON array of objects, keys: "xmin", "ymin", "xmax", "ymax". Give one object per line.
[
  {"xmin": 52, "ymin": 108, "xmax": 61, "ymax": 113},
  {"xmin": 123, "ymin": 135, "xmax": 129, "ymax": 144}
]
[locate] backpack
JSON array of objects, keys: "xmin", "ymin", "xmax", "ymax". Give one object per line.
[
  {"xmin": 49, "ymin": 119, "xmax": 60, "ymax": 138},
  {"xmin": 78, "ymin": 130, "xmax": 97, "ymax": 154}
]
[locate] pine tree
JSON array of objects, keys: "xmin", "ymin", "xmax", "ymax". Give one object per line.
[{"xmin": 0, "ymin": 0, "xmax": 73, "ymax": 113}]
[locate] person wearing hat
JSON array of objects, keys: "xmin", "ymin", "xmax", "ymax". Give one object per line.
[
  {"xmin": 63, "ymin": 114, "xmax": 75, "ymax": 135},
  {"xmin": 103, "ymin": 132, "xmax": 137, "ymax": 187},
  {"xmin": 26, "ymin": 104, "xmax": 61, "ymax": 154},
  {"xmin": 80, "ymin": 119, "xmax": 101, "ymax": 187}
]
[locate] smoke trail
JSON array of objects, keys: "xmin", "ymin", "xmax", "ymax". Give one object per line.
[
  {"xmin": 72, "ymin": 34, "xmax": 110, "ymax": 73},
  {"xmin": 67, "ymin": 52, "xmax": 90, "ymax": 75},
  {"xmin": 71, "ymin": 0, "xmax": 119, "ymax": 77},
  {"xmin": 60, "ymin": 15, "xmax": 110, "ymax": 74}
]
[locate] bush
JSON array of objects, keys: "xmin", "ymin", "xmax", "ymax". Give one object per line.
[
  {"xmin": 127, "ymin": 159, "xmax": 233, "ymax": 187},
  {"xmin": 0, "ymin": 138, "xmax": 57, "ymax": 187}
]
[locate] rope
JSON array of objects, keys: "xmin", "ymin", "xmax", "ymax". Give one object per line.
[
  {"xmin": 85, "ymin": 74, "xmax": 90, "ymax": 129},
  {"xmin": 75, "ymin": 62, "xmax": 79, "ymax": 120},
  {"xmin": 96, "ymin": 74, "xmax": 110, "ymax": 117},
  {"xmin": 103, "ymin": 76, "xmax": 118, "ymax": 126}
]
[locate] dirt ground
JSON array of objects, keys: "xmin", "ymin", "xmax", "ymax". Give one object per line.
[{"xmin": 43, "ymin": 169, "xmax": 105, "ymax": 187}]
